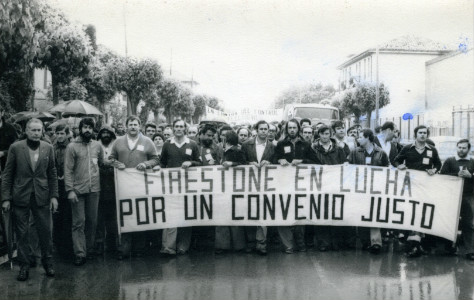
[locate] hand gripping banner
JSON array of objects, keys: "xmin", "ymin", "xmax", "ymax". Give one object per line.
[{"xmin": 115, "ymin": 165, "xmax": 463, "ymax": 241}]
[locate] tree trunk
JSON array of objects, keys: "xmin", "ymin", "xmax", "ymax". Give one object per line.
[{"xmin": 51, "ymin": 73, "xmax": 59, "ymax": 105}]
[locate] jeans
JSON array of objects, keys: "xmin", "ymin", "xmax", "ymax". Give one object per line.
[{"xmin": 71, "ymin": 192, "xmax": 99, "ymax": 257}]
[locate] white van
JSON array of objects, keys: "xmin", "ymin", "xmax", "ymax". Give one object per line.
[{"xmin": 282, "ymin": 103, "xmax": 339, "ymax": 125}]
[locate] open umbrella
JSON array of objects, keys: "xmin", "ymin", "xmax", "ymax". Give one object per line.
[
  {"xmin": 50, "ymin": 117, "xmax": 82, "ymax": 129},
  {"xmin": 15, "ymin": 111, "xmax": 56, "ymax": 123},
  {"xmin": 49, "ymin": 100, "xmax": 103, "ymax": 117}
]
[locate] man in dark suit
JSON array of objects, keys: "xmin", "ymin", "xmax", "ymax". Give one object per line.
[
  {"xmin": 241, "ymin": 120, "xmax": 276, "ymax": 255},
  {"xmin": 1, "ymin": 118, "xmax": 58, "ymax": 281}
]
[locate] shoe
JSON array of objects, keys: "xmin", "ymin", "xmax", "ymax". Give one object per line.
[
  {"xmin": 245, "ymin": 247, "xmax": 253, "ymax": 254},
  {"xmin": 43, "ymin": 264, "xmax": 55, "ymax": 277},
  {"xmin": 177, "ymin": 249, "xmax": 187, "ymax": 255},
  {"xmin": 256, "ymin": 248, "xmax": 267, "ymax": 256},
  {"xmin": 298, "ymin": 247, "xmax": 307, "ymax": 252},
  {"xmin": 160, "ymin": 248, "xmax": 176, "ymax": 256},
  {"xmin": 465, "ymin": 253, "xmax": 474, "ymax": 261},
  {"xmin": 17, "ymin": 267, "xmax": 29, "ymax": 281},
  {"xmin": 74, "ymin": 256, "xmax": 86, "ymax": 266},
  {"xmin": 368, "ymin": 244, "xmax": 382, "ymax": 254},
  {"xmin": 406, "ymin": 242, "xmax": 421, "ymax": 258},
  {"xmin": 284, "ymin": 248, "xmax": 294, "ymax": 254}
]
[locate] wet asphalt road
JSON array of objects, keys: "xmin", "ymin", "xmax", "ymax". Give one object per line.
[{"xmin": 1, "ymin": 238, "xmax": 473, "ymax": 300}]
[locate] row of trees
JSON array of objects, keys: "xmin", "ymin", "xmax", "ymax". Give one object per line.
[
  {"xmin": 0, "ymin": 0, "xmax": 222, "ymax": 124},
  {"xmin": 273, "ymin": 80, "xmax": 390, "ymax": 126}
]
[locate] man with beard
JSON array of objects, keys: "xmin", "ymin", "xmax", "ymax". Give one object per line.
[
  {"xmin": 302, "ymin": 125, "xmax": 313, "ymax": 143},
  {"xmin": 348, "ymin": 129, "xmax": 389, "ymax": 254},
  {"xmin": 2, "ymin": 118, "xmax": 58, "ymax": 281},
  {"xmin": 274, "ymin": 119, "xmax": 317, "ymax": 253},
  {"xmin": 394, "ymin": 125, "xmax": 442, "ymax": 258},
  {"xmin": 440, "ymin": 139, "xmax": 474, "ymax": 260},
  {"xmin": 241, "ymin": 120, "xmax": 275, "ymax": 255},
  {"xmin": 157, "ymin": 119, "xmax": 201, "ymax": 256},
  {"xmin": 110, "ymin": 115, "xmax": 160, "ymax": 259},
  {"xmin": 144, "ymin": 123, "xmax": 157, "ymax": 139},
  {"xmin": 94, "ymin": 125, "xmax": 117, "ymax": 255},
  {"xmin": 52, "ymin": 124, "xmax": 73, "ymax": 258},
  {"xmin": 64, "ymin": 118, "xmax": 104, "ymax": 266},
  {"xmin": 311, "ymin": 125, "xmax": 348, "ymax": 251},
  {"xmin": 198, "ymin": 124, "xmax": 221, "ymax": 166}
]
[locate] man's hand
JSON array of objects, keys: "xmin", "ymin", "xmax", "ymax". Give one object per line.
[
  {"xmin": 0, "ymin": 151, "xmax": 4, "ymax": 158},
  {"xmin": 278, "ymin": 159, "xmax": 289, "ymax": 166},
  {"xmin": 260, "ymin": 160, "xmax": 270, "ymax": 167},
  {"xmin": 250, "ymin": 162, "xmax": 259, "ymax": 167},
  {"xmin": 291, "ymin": 159, "xmax": 303, "ymax": 166},
  {"xmin": 181, "ymin": 161, "xmax": 192, "ymax": 169},
  {"xmin": 152, "ymin": 165, "xmax": 161, "ymax": 171},
  {"xmin": 426, "ymin": 168, "xmax": 437, "ymax": 176},
  {"xmin": 208, "ymin": 159, "xmax": 215, "ymax": 165},
  {"xmin": 2, "ymin": 201, "xmax": 10, "ymax": 213},
  {"xmin": 222, "ymin": 161, "xmax": 233, "ymax": 168},
  {"xmin": 68, "ymin": 191, "xmax": 79, "ymax": 204},
  {"xmin": 136, "ymin": 163, "xmax": 147, "ymax": 171},
  {"xmin": 397, "ymin": 164, "xmax": 407, "ymax": 170},
  {"xmin": 458, "ymin": 169, "xmax": 472, "ymax": 178},
  {"xmin": 50, "ymin": 198, "xmax": 58, "ymax": 213}
]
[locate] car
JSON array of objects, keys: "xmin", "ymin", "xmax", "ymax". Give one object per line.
[{"xmin": 429, "ymin": 136, "xmax": 474, "ymax": 163}]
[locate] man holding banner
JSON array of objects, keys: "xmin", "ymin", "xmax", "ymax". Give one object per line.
[
  {"xmin": 439, "ymin": 139, "xmax": 474, "ymax": 260},
  {"xmin": 110, "ymin": 115, "xmax": 160, "ymax": 260},
  {"xmin": 311, "ymin": 125, "xmax": 348, "ymax": 251},
  {"xmin": 158, "ymin": 119, "xmax": 201, "ymax": 256},
  {"xmin": 348, "ymin": 129, "xmax": 389, "ymax": 254},
  {"xmin": 394, "ymin": 125, "xmax": 442, "ymax": 258},
  {"xmin": 241, "ymin": 120, "xmax": 276, "ymax": 255},
  {"xmin": 275, "ymin": 119, "xmax": 316, "ymax": 253}
]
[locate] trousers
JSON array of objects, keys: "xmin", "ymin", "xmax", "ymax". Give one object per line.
[{"xmin": 71, "ymin": 192, "xmax": 99, "ymax": 257}]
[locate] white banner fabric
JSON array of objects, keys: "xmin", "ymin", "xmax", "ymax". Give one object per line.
[{"xmin": 115, "ymin": 165, "xmax": 463, "ymax": 241}]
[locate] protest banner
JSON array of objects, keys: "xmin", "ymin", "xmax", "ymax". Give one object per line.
[{"xmin": 115, "ymin": 165, "xmax": 463, "ymax": 241}]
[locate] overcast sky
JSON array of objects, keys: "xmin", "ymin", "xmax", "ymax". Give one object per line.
[{"xmin": 49, "ymin": 0, "xmax": 473, "ymax": 111}]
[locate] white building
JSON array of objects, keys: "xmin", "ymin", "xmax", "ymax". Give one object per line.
[
  {"xmin": 425, "ymin": 48, "xmax": 474, "ymax": 140},
  {"xmin": 338, "ymin": 36, "xmax": 454, "ymax": 140}
]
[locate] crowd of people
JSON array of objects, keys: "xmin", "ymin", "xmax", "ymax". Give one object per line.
[{"xmin": 1, "ymin": 105, "xmax": 473, "ymax": 282}]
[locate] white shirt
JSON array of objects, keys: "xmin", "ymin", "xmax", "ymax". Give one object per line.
[
  {"xmin": 170, "ymin": 136, "xmax": 190, "ymax": 149},
  {"xmin": 255, "ymin": 140, "xmax": 266, "ymax": 163},
  {"xmin": 127, "ymin": 135, "xmax": 139, "ymax": 150}
]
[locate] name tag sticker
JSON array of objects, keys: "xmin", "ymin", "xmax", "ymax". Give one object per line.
[
  {"xmin": 284, "ymin": 146, "xmax": 291, "ymax": 153},
  {"xmin": 186, "ymin": 148, "xmax": 192, "ymax": 156},
  {"xmin": 137, "ymin": 145, "xmax": 144, "ymax": 151},
  {"xmin": 92, "ymin": 158, "xmax": 98, "ymax": 165},
  {"xmin": 427, "ymin": 150, "xmax": 432, "ymax": 157},
  {"xmin": 205, "ymin": 153, "xmax": 213, "ymax": 161},
  {"xmin": 422, "ymin": 157, "xmax": 430, "ymax": 165},
  {"xmin": 365, "ymin": 157, "xmax": 372, "ymax": 164}
]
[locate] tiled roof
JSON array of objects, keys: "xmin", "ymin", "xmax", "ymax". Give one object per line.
[{"xmin": 378, "ymin": 35, "xmax": 455, "ymax": 52}]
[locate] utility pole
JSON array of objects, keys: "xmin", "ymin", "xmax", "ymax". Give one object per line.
[
  {"xmin": 123, "ymin": 2, "xmax": 128, "ymax": 57},
  {"xmin": 375, "ymin": 46, "xmax": 380, "ymax": 129}
]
